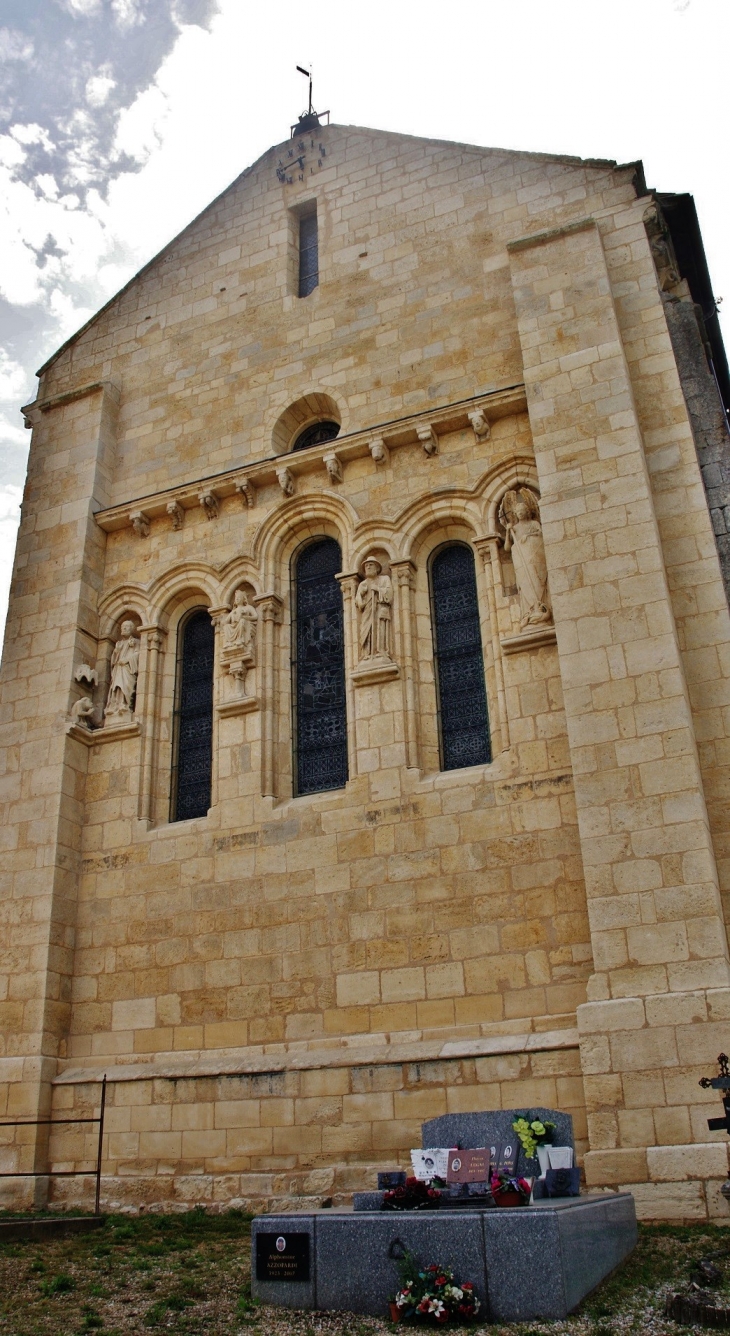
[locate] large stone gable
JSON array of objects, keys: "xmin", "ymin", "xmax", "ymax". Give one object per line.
[{"xmin": 1, "ymin": 124, "xmax": 730, "ymax": 1221}]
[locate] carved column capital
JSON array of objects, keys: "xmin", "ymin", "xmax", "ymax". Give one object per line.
[
  {"xmin": 335, "ymin": 570, "xmax": 359, "ymax": 596},
  {"xmin": 391, "ymin": 558, "xmax": 417, "ymax": 589},
  {"xmin": 139, "ymin": 623, "xmax": 166, "ymax": 650},
  {"xmin": 207, "ymin": 605, "xmax": 231, "ymax": 628},
  {"xmin": 254, "ymin": 592, "xmax": 284, "ymax": 624},
  {"xmin": 473, "ymin": 535, "xmax": 501, "ymax": 565}
]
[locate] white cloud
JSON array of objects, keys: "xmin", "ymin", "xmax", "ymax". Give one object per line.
[
  {"xmin": 86, "ymin": 72, "xmax": 116, "ymax": 108},
  {"xmin": 111, "ymin": 0, "xmax": 145, "ymax": 29},
  {"xmin": 0, "ymin": 29, "xmax": 33, "ymax": 62},
  {"xmin": 0, "ymin": 352, "xmax": 27, "ymax": 402},
  {"xmin": 11, "ymin": 123, "xmax": 54, "ymax": 150},
  {"xmin": 59, "ymin": 0, "xmax": 103, "ymax": 16},
  {"xmin": 113, "ymin": 83, "xmax": 170, "ymax": 163}
]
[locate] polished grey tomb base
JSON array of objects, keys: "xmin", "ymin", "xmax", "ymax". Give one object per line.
[{"xmin": 251, "ymin": 1193, "xmax": 637, "ymax": 1322}]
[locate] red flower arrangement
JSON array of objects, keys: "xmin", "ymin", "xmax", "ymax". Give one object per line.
[
  {"xmin": 490, "ymin": 1171, "xmax": 532, "ymax": 1206},
  {"xmin": 382, "ymin": 1176, "xmax": 441, "ymax": 1211},
  {"xmin": 392, "ymin": 1255, "xmax": 481, "ymax": 1324}
]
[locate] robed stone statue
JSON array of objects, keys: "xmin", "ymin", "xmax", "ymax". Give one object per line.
[
  {"xmin": 499, "ymin": 488, "xmax": 552, "ymax": 629},
  {"xmin": 355, "ymin": 557, "xmax": 393, "ymax": 660},
  {"xmin": 104, "ymin": 621, "xmax": 140, "ymax": 721}
]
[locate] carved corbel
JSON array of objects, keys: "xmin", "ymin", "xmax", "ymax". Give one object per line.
[
  {"xmin": 166, "ymin": 500, "xmax": 184, "ymax": 530},
  {"xmin": 199, "ymin": 491, "xmax": 219, "ymax": 519},
  {"xmin": 129, "ymin": 510, "xmax": 150, "ymax": 537},
  {"xmin": 235, "ymin": 478, "xmax": 256, "ymax": 508},
  {"xmin": 74, "ymin": 663, "xmax": 98, "ymax": 687},
  {"xmin": 323, "ymin": 451, "xmax": 343, "ymax": 484},
  {"xmin": 369, "ymin": 436, "xmax": 389, "ymax": 464},
  {"xmin": 416, "ymin": 423, "xmax": 438, "ymax": 456},
  {"xmin": 276, "ymin": 466, "xmax": 295, "ymax": 497},
  {"xmin": 468, "ymin": 408, "xmax": 491, "ymax": 441}
]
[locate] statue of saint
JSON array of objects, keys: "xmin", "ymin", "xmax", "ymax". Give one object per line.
[
  {"xmin": 222, "ymin": 589, "xmax": 258, "ymax": 661},
  {"xmin": 355, "ymin": 557, "xmax": 393, "ymax": 660},
  {"xmin": 104, "ymin": 621, "xmax": 140, "ymax": 720},
  {"xmin": 499, "ymin": 488, "xmax": 552, "ymax": 629}
]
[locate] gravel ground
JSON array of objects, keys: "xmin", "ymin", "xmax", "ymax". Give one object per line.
[{"xmin": 0, "ymin": 1212, "xmax": 725, "ymax": 1335}]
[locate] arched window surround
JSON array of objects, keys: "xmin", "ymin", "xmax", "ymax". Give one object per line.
[
  {"xmin": 428, "ymin": 540, "xmax": 492, "ymax": 773},
  {"xmin": 170, "ymin": 606, "xmax": 215, "ymax": 823},
  {"xmin": 291, "ymin": 535, "xmax": 349, "ymax": 797}
]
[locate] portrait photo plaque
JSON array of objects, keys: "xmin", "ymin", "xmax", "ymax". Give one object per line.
[{"xmin": 255, "ymin": 1231, "xmax": 311, "ymax": 1283}]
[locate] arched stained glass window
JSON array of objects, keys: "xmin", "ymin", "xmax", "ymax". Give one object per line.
[
  {"xmin": 293, "ymin": 537, "xmax": 348, "ymax": 795},
  {"xmin": 430, "ymin": 544, "xmax": 491, "ymax": 771},
  {"xmin": 171, "ymin": 609, "xmax": 214, "ymax": 822}
]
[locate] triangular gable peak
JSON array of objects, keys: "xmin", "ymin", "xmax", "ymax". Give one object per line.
[{"xmin": 36, "ymin": 124, "xmax": 644, "ymax": 384}]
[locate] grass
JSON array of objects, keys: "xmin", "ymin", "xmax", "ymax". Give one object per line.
[{"xmin": 0, "ymin": 1213, "xmax": 725, "ymax": 1334}]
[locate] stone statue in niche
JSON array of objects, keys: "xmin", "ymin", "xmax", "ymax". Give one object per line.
[
  {"xmin": 499, "ymin": 488, "xmax": 552, "ymax": 630},
  {"xmin": 222, "ymin": 588, "xmax": 258, "ymax": 662},
  {"xmin": 221, "ymin": 589, "xmax": 258, "ymax": 697},
  {"xmin": 104, "ymin": 621, "xmax": 141, "ymax": 722},
  {"xmin": 355, "ymin": 557, "xmax": 393, "ymax": 661}
]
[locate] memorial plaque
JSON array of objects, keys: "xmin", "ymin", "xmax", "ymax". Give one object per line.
[
  {"xmin": 411, "ymin": 1148, "xmax": 450, "ymax": 1181},
  {"xmin": 256, "ymin": 1232, "xmax": 310, "ymax": 1283},
  {"xmin": 496, "ymin": 1139, "xmax": 517, "ymax": 1176},
  {"xmin": 446, "ymin": 1148, "xmax": 491, "ymax": 1183}
]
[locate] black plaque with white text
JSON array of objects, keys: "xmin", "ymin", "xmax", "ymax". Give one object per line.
[{"xmin": 256, "ymin": 1232, "xmax": 311, "ymax": 1283}]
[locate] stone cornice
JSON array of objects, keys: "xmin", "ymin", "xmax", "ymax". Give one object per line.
[
  {"xmin": 92, "ymin": 384, "xmax": 527, "ymax": 535},
  {"xmin": 50, "ymin": 1025, "xmax": 578, "ymax": 1086}
]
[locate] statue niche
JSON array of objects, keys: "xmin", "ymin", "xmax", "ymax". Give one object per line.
[
  {"xmin": 104, "ymin": 620, "xmax": 141, "ymax": 725},
  {"xmin": 499, "ymin": 488, "xmax": 552, "ymax": 631},
  {"xmin": 355, "ymin": 557, "xmax": 393, "ymax": 663},
  {"xmin": 221, "ymin": 588, "xmax": 258, "ymax": 698}
]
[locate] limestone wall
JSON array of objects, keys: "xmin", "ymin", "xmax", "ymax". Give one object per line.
[{"xmin": 1, "ymin": 125, "xmax": 729, "ymax": 1219}]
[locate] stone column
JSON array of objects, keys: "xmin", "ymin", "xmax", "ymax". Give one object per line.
[
  {"xmin": 254, "ymin": 594, "xmax": 283, "ymax": 799},
  {"xmin": 391, "ymin": 560, "xmax": 419, "ymax": 770},
  {"xmin": 508, "ymin": 217, "xmax": 730, "ymax": 1214},
  {"xmin": 335, "ymin": 571, "xmax": 359, "ymax": 779},
  {"xmin": 138, "ymin": 625, "xmax": 165, "ymax": 825},
  {"xmin": 473, "ymin": 537, "xmax": 510, "ymax": 754},
  {"xmin": 208, "ymin": 606, "xmax": 230, "ymax": 809}
]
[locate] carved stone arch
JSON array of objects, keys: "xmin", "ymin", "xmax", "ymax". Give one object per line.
[
  {"xmin": 397, "ymin": 491, "xmax": 484, "ymax": 562},
  {"xmin": 253, "ymin": 492, "xmax": 358, "ymax": 591},
  {"xmin": 97, "ymin": 583, "xmax": 148, "ymax": 640},
  {"xmin": 270, "ymin": 392, "xmax": 344, "ymax": 456},
  {"xmin": 217, "ymin": 558, "xmax": 261, "ymax": 610},
  {"xmin": 146, "ymin": 562, "xmax": 222, "ymax": 628},
  {"xmin": 482, "ymin": 457, "xmax": 540, "ymax": 534},
  {"xmin": 350, "ymin": 526, "xmax": 400, "ymax": 575}
]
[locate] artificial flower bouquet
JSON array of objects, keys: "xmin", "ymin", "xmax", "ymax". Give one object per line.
[
  {"xmin": 382, "ymin": 1176, "xmax": 441, "ymax": 1211},
  {"xmin": 490, "ymin": 1171, "xmax": 532, "ymax": 1206},
  {"xmin": 512, "ymin": 1114, "xmax": 556, "ymax": 1160},
  {"xmin": 392, "ymin": 1254, "xmax": 481, "ymax": 1324}
]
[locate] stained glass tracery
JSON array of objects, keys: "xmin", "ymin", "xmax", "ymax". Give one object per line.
[{"xmin": 430, "ymin": 543, "xmax": 491, "ymax": 771}]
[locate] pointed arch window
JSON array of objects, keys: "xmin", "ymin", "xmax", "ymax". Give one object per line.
[
  {"xmin": 293, "ymin": 537, "xmax": 348, "ymax": 795},
  {"xmin": 430, "ymin": 543, "xmax": 491, "ymax": 771},
  {"xmin": 171, "ymin": 608, "xmax": 214, "ymax": 821}
]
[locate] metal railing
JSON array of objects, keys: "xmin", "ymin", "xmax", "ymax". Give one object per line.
[{"xmin": 0, "ymin": 1074, "xmax": 107, "ymax": 1214}]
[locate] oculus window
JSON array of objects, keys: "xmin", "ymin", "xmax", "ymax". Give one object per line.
[
  {"xmin": 171, "ymin": 609, "xmax": 214, "ymax": 821},
  {"xmin": 292, "ymin": 537, "xmax": 348, "ymax": 795},
  {"xmin": 430, "ymin": 543, "xmax": 491, "ymax": 771}
]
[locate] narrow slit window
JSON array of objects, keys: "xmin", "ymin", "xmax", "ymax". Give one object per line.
[
  {"xmin": 430, "ymin": 543, "xmax": 491, "ymax": 771},
  {"xmin": 293, "ymin": 537, "xmax": 348, "ymax": 795},
  {"xmin": 171, "ymin": 609, "xmax": 214, "ymax": 822},
  {"xmin": 298, "ymin": 210, "xmax": 318, "ymax": 297}
]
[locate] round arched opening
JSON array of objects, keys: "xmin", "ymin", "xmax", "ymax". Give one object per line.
[{"xmin": 292, "ymin": 420, "xmax": 340, "ymax": 452}]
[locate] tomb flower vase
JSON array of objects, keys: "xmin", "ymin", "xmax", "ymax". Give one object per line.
[
  {"xmin": 536, "ymin": 1146, "xmax": 550, "ymax": 1178},
  {"xmin": 388, "ymin": 1302, "xmax": 401, "ymax": 1322},
  {"xmin": 495, "ymin": 1189, "xmax": 523, "ymax": 1207}
]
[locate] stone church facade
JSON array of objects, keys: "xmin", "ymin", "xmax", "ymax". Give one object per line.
[{"xmin": 2, "ymin": 121, "xmax": 730, "ymax": 1220}]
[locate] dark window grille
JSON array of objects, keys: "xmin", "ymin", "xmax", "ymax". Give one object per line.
[
  {"xmin": 292, "ymin": 420, "xmax": 340, "ymax": 452},
  {"xmin": 430, "ymin": 543, "xmax": 491, "ymax": 771},
  {"xmin": 171, "ymin": 609, "xmax": 214, "ymax": 821},
  {"xmin": 298, "ymin": 211, "xmax": 319, "ymax": 297},
  {"xmin": 293, "ymin": 537, "xmax": 348, "ymax": 795}
]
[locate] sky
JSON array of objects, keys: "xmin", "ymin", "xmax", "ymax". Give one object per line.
[{"xmin": 0, "ymin": 0, "xmax": 727, "ymax": 639}]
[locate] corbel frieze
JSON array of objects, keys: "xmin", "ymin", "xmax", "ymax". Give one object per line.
[{"xmin": 92, "ymin": 384, "xmax": 527, "ymax": 536}]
